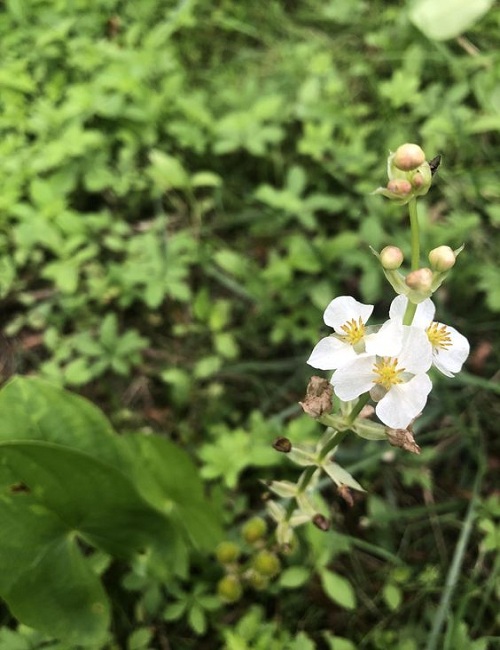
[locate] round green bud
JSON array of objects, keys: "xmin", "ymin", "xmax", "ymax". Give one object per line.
[
  {"xmin": 242, "ymin": 517, "xmax": 267, "ymax": 544},
  {"xmin": 428, "ymin": 245, "xmax": 456, "ymax": 272},
  {"xmin": 380, "ymin": 246, "xmax": 404, "ymax": 270},
  {"xmin": 217, "ymin": 574, "xmax": 243, "ymax": 603},
  {"xmin": 252, "ymin": 550, "xmax": 281, "ymax": 578},
  {"xmin": 215, "ymin": 541, "xmax": 241, "ymax": 565},
  {"xmin": 405, "ymin": 267, "xmax": 433, "ymax": 292},
  {"xmin": 393, "ymin": 143, "xmax": 426, "ymax": 171}
]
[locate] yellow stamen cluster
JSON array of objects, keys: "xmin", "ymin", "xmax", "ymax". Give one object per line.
[
  {"xmin": 340, "ymin": 317, "xmax": 365, "ymax": 345},
  {"xmin": 426, "ymin": 322, "xmax": 452, "ymax": 350},
  {"xmin": 373, "ymin": 357, "xmax": 405, "ymax": 390}
]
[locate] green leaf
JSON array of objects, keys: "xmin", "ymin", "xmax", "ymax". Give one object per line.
[
  {"xmin": 322, "ymin": 462, "xmax": 365, "ymax": 492},
  {"xmin": 148, "ymin": 150, "xmax": 190, "ymax": 191},
  {"xmin": 123, "ymin": 434, "xmax": 222, "ymax": 551},
  {"xmin": 188, "ymin": 603, "xmax": 207, "ymax": 635},
  {"xmin": 279, "ymin": 566, "xmax": 310, "ymax": 589},
  {"xmin": 409, "ymin": 0, "xmax": 495, "ymax": 41},
  {"xmin": 0, "ymin": 377, "xmax": 126, "ymax": 470},
  {"xmin": 383, "ymin": 583, "xmax": 402, "ymax": 611},
  {"xmin": 319, "ymin": 569, "xmax": 357, "ymax": 610},
  {"xmin": 323, "ymin": 632, "xmax": 357, "ymax": 650},
  {"xmin": 127, "ymin": 627, "xmax": 154, "ymax": 650},
  {"xmin": 0, "ymin": 441, "xmax": 171, "ymax": 557},
  {"xmin": 0, "ymin": 490, "xmax": 109, "ymax": 645}
]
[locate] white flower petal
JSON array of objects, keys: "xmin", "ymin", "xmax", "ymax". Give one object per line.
[
  {"xmin": 307, "ymin": 336, "xmax": 356, "ymax": 370},
  {"xmin": 398, "ymin": 326, "xmax": 433, "ymax": 374},
  {"xmin": 375, "ymin": 374, "xmax": 432, "ymax": 429},
  {"xmin": 331, "ymin": 356, "xmax": 375, "ymax": 401},
  {"xmin": 388, "ymin": 294, "xmax": 407, "ymax": 321},
  {"xmin": 323, "ymin": 296, "xmax": 373, "ymax": 332},
  {"xmin": 389, "ymin": 295, "xmax": 435, "ymax": 328},
  {"xmin": 365, "ymin": 319, "xmax": 404, "ymax": 356},
  {"xmin": 432, "ymin": 324, "xmax": 470, "ymax": 377}
]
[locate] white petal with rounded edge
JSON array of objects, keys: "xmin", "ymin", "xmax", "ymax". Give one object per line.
[
  {"xmin": 376, "ymin": 374, "xmax": 432, "ymax": 429},
  {"xmin": 398, "ymin": 326, "xmax": 433, "ymax": 374},
  {"xmin": 331, "ymin": 356, "xmax": 375, "ymax": 401},
  {"xmin": 389, "ymin": 295, "xmax": 435, "ymax": 328},
  {"xmin": 365, "ymin": 319, "xmax": 404, "ymax": 356},
  {"xmin": 307, "ymin": 336, "xmax": 357, "ymax": 370},
  {"xmin": 432, "ymin": 324, "xmax": 470, "ymax": 377},
  {"xmin": 323, "ymin": 296, "xmax": 373, "ymax": 332}
]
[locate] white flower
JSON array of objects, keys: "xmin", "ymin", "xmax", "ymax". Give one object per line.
[
  {"xmin": 389, "ymin": 295, "xmax": 469, "ymax": 378},
  {"xmin": 331, "ymin": 325, "xmax": 433, "ymax": 429},
  {"xmin": 307, "ymin": 296, "xmax": 403, "ymax": 371}
]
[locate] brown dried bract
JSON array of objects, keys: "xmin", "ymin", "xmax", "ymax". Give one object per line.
[
  {"xmin": 386, "ymin": 427, "xmax": 421, "ymax": 454},
  {"xmin": 337, "ymin": 484, "xmax": 355, "ymax": 507},
  {"xmin": 312, "ymin": 513, "xmax": 331, "ymax": 531},
  {"xmin": 299, "ymin": 376, "xmax": 333, "ymax": 418}
]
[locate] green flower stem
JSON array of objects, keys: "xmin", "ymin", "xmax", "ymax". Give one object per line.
[
  {"xmin": 293, "ymin": 394, "xmax": 371, "ymax": 505},
  {"xmin": 408, "ymin": 197, "xmax": 420, "ymax": 271},
  {"xmin": 346, "ymin": 393, "xmax": 370, "ymax": 424},
  {"xmin": 403, "ymin": 197, "xmax": 420, "ymax": 326},
  {"xmin": 403, "ymin": 300, "xmax": 417, "ymax": 326}
]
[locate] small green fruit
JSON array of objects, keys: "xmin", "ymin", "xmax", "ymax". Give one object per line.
[
  {"xmin": 215, "ymin": 541, "xmax": 241, "ymax": 565},
  {"xmin": 242, "ymin": 517, "xmax": 267, "ymax": 544},
  {"xmin": 252, "ymin": 550, "xmax": 281, "ymax": 578},
  {"xmin": 217, "ymin": 575, "xmax": 243, "ymax": 603}
]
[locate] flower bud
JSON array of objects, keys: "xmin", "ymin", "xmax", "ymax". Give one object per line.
[
  {"xmin": 272, "ymin": 437, "xmax": 292, "ymax": 453},
  {"xmin": 405, "ymin": 267, "xmax": 433, "ymax": 293},
  {"xmin": 393, "ymin": 143, "xmax": 426, "ymax": 171},
  {"xmin": 242, "ymin": 517, "xmax": 267, "ymax": 544},
  {"xmin": 215, "ymin": 541, "xmax": 241, "ymax": 565},
  {"xmin": 252, "ymin": 550, "xmax": 281, "ymax": 577},
  {"xmin": 380, "ymin": 246, "xmax": 404, "ymax": 270},
  {"xmin": 428, "ymin": 245, "xmax": 456, "ymax": 272},
  {"xmin": 217, "ymin": 574, "xmax": 243, "ymax": 603},
  {"xmin": 386, "ymin": 179, "xmax": 412, "ymax": 196},
  {"xmin": 312, "ymin": 513, "xmax": 331, "ymax": 531},
  {"xmin": 411, "ymin": 171, "xmax": 426, "ymax": 189}
]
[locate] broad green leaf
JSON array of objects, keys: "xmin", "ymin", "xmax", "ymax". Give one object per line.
[
  {"xmin": 319, "ymin": 569, "xmax": 357, "ymax": 610},
  {"xmin": 0, "ymin": 491, "xmax": 109, "ymax": 645},
  {"xmin": 0, "ymin": 377, "xmax": 126, "ymax": 471},
  {"xmin": 124, "ymin": 435, "xmax": 222, "ymax": 551},
  {"xmin": 409, "ymin": 0, "xmax": 494, "ymax": 41},
  {"xmin": 0, "ymin": 441, "xmax": 171, "ymax": 557}
]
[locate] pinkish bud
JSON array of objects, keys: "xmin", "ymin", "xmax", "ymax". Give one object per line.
[
  {"xmin": 405, "ymin": 267, "xmax": 433, "ymax": 292},
  {"xmin": 393, "ymin": 143, "xmax": 426, "ymax": 171},
  {"xmin": 428, "ymin": 245, "xmax": 456, "ymax": 271},
  {"xmin": 386, "ymin": 179, "xmax": 412, "ymax": 195},
  {"xmin": 380, "ymin": 246, "xmax": 404, "ymax": 270},
  {"xmin": 412, "ymin": 171, "xmax": 426, "ymax": 189}
]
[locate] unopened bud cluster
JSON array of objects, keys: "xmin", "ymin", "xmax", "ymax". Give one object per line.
[
  {"xmin": 373, "ymin": 143, "xmax": 433, "ymax": 205},
  {"xmin": 374, "ymin": 242, "xmax": 462, "ymax": 304},
  {"xmin": 215, "ymin": 516, "xmax": 282, "ymax": 603}
]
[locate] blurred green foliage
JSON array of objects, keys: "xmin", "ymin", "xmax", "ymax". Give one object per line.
[{"xmin": 1, "ymin": 0, "xmax": 500, "ymax": 647}]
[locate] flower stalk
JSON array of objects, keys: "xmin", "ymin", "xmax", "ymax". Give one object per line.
[{"xmin": 267, "ymin": 143, "xmax": 470, "ymax": 546}]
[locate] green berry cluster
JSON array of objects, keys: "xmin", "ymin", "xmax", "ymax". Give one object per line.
[{"xmin": 215, "ymin": 517, "xmax": 282, "ymax": 603}]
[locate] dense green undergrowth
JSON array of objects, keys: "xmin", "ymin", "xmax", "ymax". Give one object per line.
[{"xmin": 0, "ymin": 0, "xmax": 499, "ymax": 648}]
